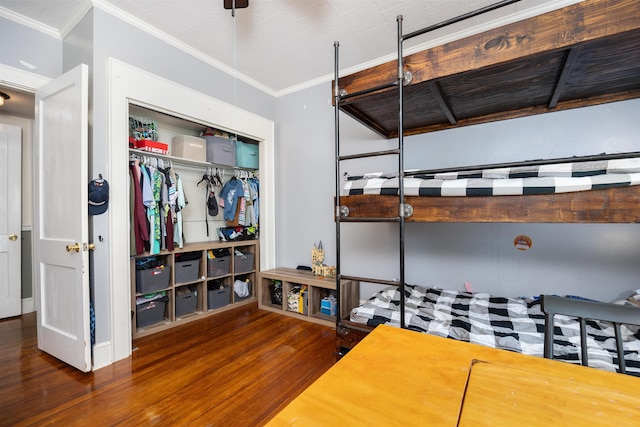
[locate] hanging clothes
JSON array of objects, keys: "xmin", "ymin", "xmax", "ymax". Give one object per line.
[
  {"xmin": 219, "ymin": 177, "xmax": 245, "ymax": 222},
  {"xmin": 129, "ymin": 159, "xmax": 148, "ymax": 255},
  {"xmin": 174, "ymin": 173, "xmax": 186, "ymax": 248},
  {"xmin": 249, "ymin": 176, "xmax": 260, "ymax": 225},
  {"xmin": 158, "ymin": 165, "xmax": 175, "ymax": 252},
  {"xmin": 145, "ymin": 166, "xmax": 162, "ymax": 255}
]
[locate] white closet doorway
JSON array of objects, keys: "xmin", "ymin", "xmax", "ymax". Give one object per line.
[{"xmin": 106, "ymin": 58, "xmax": 276, "ymax": 366}]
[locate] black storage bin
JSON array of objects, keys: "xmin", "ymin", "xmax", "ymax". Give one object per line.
[
  {"xmin": 136, "ymin": 299, "xmax": 167, "ymax": 328},
  {"xmin": 175, "ymin": 287, "xmax": 198, "ymax": 317},
  {"xmin": 269, "ymin": 280, "xmax": 283, "ymax": 305}
]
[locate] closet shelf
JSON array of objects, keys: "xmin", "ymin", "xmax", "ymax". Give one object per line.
[{"xmin": 129, "ymin": 148, "xmax": 257, "ymax": 171}]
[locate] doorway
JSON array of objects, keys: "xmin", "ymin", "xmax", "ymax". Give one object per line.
[{"xmin": 0, "ymin": 84, "xmax": 36, "ymax": 316}]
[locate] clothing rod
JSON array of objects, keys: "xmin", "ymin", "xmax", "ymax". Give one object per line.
[{"xmin": 405, "ymin": 151, "xmax": 640, "ymax": 177}]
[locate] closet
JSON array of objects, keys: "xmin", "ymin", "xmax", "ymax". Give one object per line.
[{"xmin": 128, "ymin": 105, "xmax": 260, "ymax": 338}]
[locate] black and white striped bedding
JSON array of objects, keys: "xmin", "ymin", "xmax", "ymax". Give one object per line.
[
  {"xmin": 344, "ymin": 157, "xmax": 640, "ymax": 196},
  {"xmin": 350, "ymin": 284, "xmax": 640, "ymax": 375}
]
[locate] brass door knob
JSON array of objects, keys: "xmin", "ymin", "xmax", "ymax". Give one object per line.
[
  {"xmin": 8, "ymin": 234, "xmax": 18, "ymax": 241},
  {"xmin": 66, "ymin": 243, "xmax": 81, "ymax": 253}
]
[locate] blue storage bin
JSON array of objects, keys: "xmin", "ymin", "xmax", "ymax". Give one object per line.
[{"xmin": 236, "ymin": 141, "xmax": 259, "ymax": 169}]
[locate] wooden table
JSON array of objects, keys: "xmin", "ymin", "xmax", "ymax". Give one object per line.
[{"xmin": 266, "ymin": 325, "xmax": 640, "ymax": 426}]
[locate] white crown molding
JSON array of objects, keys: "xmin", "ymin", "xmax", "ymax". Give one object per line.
[
  {"xmin": 59, "ymin": 0, "xmax": 94, "ymax": 39},
  {"xmin": 0, "ymin": 6, "xmax": 60, "ymax": 38}
]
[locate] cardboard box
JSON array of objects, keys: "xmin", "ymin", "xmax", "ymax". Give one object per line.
[
  {"xmin": 131, "ymin": 138, "xmax": 169, "ymax": 155},
  {"xmin": 320, "ymin": 297, "xmax": 337, "ymax": 316},
  {"xmin": 205, "ymin": 135, "xmax": 236, "ymax": 166},
  {"xmin": 287, "ymin": 286, "xmax": 308, "ymax": 314},
  {"xmin": 172, "ymin": 135, "xmax": 206, "ymax": 162}
]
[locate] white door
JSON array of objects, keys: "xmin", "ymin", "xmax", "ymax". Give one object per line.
[
  {"xmin": 0, "ymin": 124, "xmax": 22, "ymax": 318},
  {"xmin": 34, "ymin": 64, "xmax": 91, "ymax": 372}
]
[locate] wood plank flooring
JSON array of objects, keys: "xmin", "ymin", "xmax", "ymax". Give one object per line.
[{"xmin": 0, "ymin": 304, "xmax": 337, "ymax": 426}]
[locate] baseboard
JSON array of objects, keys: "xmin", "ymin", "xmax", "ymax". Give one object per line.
[
  {"xmin": 21, "ymin": 297, "xmax": 34, "ymax": 314},
  {"xmin": 92, "ymin": 341, "xmax": 113, "ymax": 371}
]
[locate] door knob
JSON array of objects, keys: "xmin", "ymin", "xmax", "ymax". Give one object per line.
[
  {"xmin": 66, "ymin": 243, "xmax": 81, "ymax": 253},
  {"xmin": 8, "ymin": 234, "xmax": 18, "ymax": 241},
  {"xmin": 88, "ymin": 243, "xmax": 96, "ymax": 251}
]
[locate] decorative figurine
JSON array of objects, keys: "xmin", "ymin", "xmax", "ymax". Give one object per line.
[{"xmin": 311, "ymin": 241, "xmax": 336, "ymax": 277}]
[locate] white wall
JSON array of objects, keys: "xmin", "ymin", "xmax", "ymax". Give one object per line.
[
  {"xmin": 0, "ymin": 17, "xmax": 62, "ymax": 79},
  {"xmin": 275, "ymin": 83, "xmax": 640, "ymax": 302}
]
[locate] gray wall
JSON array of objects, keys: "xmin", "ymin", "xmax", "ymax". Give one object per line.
[
  {"xmin": 0, "ymin": 17, "xmax": 62, "ymax": 79},
  {"xmin": 275, "ymin": 81, "xmax": 640, "ymax": 302}
]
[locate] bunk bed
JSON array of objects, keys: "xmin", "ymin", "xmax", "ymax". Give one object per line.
[{"xmin": 332, "ymin": 0, "xmax": 640, "ymax": 370}]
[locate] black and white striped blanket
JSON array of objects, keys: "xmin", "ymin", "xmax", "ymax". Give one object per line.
[
  {"xmin": 350, "ymin": 285, "xmax": 640, "ymax": 375},
  {"xmin": 344, "ymin": 157, "xmax": 640, "ymax": 196}
]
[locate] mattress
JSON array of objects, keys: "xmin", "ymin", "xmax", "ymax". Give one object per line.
[
  {"xmin": 350, "ymin": 284, "xmax": 640, "ymax": 375},
  {"xmin": 344, "ymin": 157, "xmax": 640, "ymax": 197}
]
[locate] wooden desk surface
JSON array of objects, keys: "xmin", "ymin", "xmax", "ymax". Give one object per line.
[{"xmin": 266, "ymin": 325, "xmax": 640, "ymax": 426}]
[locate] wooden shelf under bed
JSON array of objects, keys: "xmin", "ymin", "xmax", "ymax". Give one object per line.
[{"xmin": 337, "ymin": 186, "xmax": 640, "ymax": 223}]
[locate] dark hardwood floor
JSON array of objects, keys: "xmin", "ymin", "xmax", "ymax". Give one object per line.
[{"xmin": 0, "ymin": 304, "xmax": 337, "ymax": 426}]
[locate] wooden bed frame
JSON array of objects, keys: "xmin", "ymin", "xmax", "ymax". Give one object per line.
[
  {"xmin": 339, "ymin": 186, "xmax": 640, "ymax": 223},
  {"xmin": 333, "ymin": 0, "xmax": 640, "ymax": 355},
  {"xmin": 334, "ymin": 0, "xmax": 640, "ymax": 139}
]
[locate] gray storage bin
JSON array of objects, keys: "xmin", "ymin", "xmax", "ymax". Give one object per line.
[
  {"xmin": 234, "ymin": 281, "xmax": 252, "ymax": 302},
  {"xmin": 175, "ymin": 260, "xmax": 200, "ymax": 283},
  {"xmin": 207, "ymin": 256, "xmax": 231, "ymax": 277},
  {"xmin": 205, "ymin": 135, "xmax": 236, "ymax": 167},
  {"xmin": 175, "ymin": 288, "xmax": 198, "ymax": 317},
  {"xmin": 208, "ymin": 284, "xmax": 230, "ymax": 309},
  {"xmin": 234, "ymin": 253, "xmax": 254, "ymax": 274},
  {"xmin": 136, "ymin": 299, "xmax": 166, "ymax": 328},
  {"xmin": 136, "ymin": 266, "xmax": 170, "ymax": 293}
]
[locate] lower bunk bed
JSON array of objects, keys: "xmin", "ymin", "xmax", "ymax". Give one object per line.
[{"xmin": 341, "ymin": 284, "xmax": 640, "ymax": 376}]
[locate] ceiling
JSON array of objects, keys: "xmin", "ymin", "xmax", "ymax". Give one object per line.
[{"xmin": 0, "ymin": 0, "xmax": 581, "ymax": 118}]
